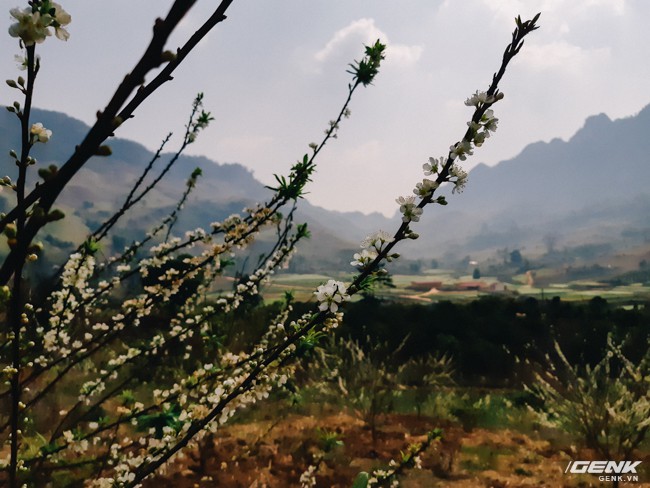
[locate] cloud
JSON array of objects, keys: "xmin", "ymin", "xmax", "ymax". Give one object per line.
[
  {"xmin": 517, "ymin": 41, "xmax": 610, "ymax": 72},
  {"xmin": 315, "ymin": 18, "xmax": 423, "ymax": 67},
  {"xmin": 478, "ymin": 0, "xmax": 625, "ymax": 17}
]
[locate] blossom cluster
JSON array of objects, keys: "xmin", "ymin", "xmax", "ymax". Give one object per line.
[
  {"xmin": 5, "ymin": 93, "xmax": 335, "ymax": 484},
  {"xmin": 9, "ymin": 1, "xmax": 71, "ymax": 46},
  {"xmin": 343, "ymin": 88, "xmax": 503, "ymax": 312},
  {"xmin": 392, "ymin": 90, "xmax": 501, "ymax": 225},
  {"xmin": 18, "ymin": 208, "xmax": 306, "ymax": 483},
  {"xmin": 314, "ymin": 280, "xmax": 350, "ymax": 313},
  {"xmin": 351, "ymin": 230, "xmax": 394, "ymax": 271},
  {"xmin": 91, "ymin": 303, "xmax": 308, "ymax": 485},
  {"xmin": 30, "ymin": 122, "xmax": 51, "ymax": 143},
  {"xmin": 299, "ymin": 464, "xmax": 318, "ymax": 487},
  {"xmin": 396, "ymin": 195, "xmax": 422, "ymax": 223}
]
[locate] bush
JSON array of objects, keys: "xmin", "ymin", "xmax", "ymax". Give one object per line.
[{"xmin": 528, "ymin": 337, "xmax": 650, "ymax": 465}]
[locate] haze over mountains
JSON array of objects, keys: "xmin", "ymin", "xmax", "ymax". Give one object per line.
[{"xmin": 1, "ymin": 105, "xmax": 649, "ymax": 271}]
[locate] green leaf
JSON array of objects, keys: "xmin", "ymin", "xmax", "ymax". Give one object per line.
[
  {"xmin": 351, "ymin": 472, "xmax": 369, "ymax": 488},
  {"xmin": 83, "ymin": 237, "xmax": 100, "ymax": 255}
]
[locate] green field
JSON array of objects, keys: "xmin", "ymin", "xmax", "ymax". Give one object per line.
[{"xmin": 256, "ymin": 270, "xmax": 650, "ymax": 305}]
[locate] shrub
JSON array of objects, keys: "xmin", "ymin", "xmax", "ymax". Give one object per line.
[{"xmin": 528, "ymin": 337, "xmax": 650, "ymax": 465}]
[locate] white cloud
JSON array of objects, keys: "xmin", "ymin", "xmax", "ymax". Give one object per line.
[
  {"xmin": 518, "ymin": 41, "xmax": 610, "ymax": 72},
  {"xmin": 315, "ymin": 18, "xmax": 423, "ymax": 67},
  {"xmin": 478, "ymin": 0, "xmax": 625, "ymax": 17}
]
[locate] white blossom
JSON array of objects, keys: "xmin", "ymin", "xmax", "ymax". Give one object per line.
[
  {"xmin": 449, "ymin": 140, "xmax": 473, "ymax": 161},
  {"xmin": 360, "ymin": 230, "xmax": 393, "ymax": 250},
  {"xmin": 30, "ymin": 123, "xmax": 52, "ymax": 143},
  {"xmin": 396, "ymin": 195, "xmax": 423, "ymax": 223},
  {"xmin": 449, "ymin": 164, "xmax": 468, "ymax": 193},
  {"xmin": 299, "ymin": 465, "xmax": 317, "ymax": 487},
  {"xmin": 314, "ymin": 280, "xmax": 349, "ymax": 313},
  {"xmin": 464, "ymin": 90, "xmax": 489, "ymax": 106},
  {"xmin": 49, "ymin": 2, "xmax": 71, "ymax": 41},
  {"xmin": 8, "ymin": 3, "xmax": 71, "ymax": 46},
  {"xmin": 413, "ymin": 178, "xmax": 439, "ymax": 198},
  {"xmin": 464, "ymin": 90, "xmax": 502, "ymax": 107},
  {"xmin": 350, "ymin": 249, "xmax": 378, "ymax": 268},
  {"xmin": 9, "ymin": 7, "xmax": 50, "ymax": 45},
  {"xmin": 423, "ymin": 156, "xmax": 444, "ymax": 176}
]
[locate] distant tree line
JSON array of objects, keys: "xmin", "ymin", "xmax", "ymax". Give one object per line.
[
  {"xmin": 289, "ymin": 295, "xmax": 649, "ymax": 386},
  {"xmin": 89, "ymin": 285, "xmax": 649, "ymax": 389}
]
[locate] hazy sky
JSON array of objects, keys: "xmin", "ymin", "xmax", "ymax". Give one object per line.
[{"xmin": 2, "ymin": 0, "xmax": 648, "ymax": 216}]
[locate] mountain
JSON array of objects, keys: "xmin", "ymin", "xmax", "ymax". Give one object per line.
[
  {"xmin": 1, "ymin": 105, "xmax": 650, "ymax": 272},
  {"xmin": 398, "ymin": 105, "xmax": 650, "ymax": 262},
  {"xmin": 0, "ymin": 108, "xmax": 389, "ymax": 271}
]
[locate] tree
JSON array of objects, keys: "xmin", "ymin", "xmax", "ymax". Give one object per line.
[
  {"xmin": 0, "ymin": 2, "xmax": 540, "ymax": 486},
  {"xmin": 509, "ymin": 249, "xmax": 523, "ymax": 266}
]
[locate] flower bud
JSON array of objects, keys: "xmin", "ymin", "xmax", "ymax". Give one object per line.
[
  {"xmin": 4, "ymin": 224, "xmax": 17, "ymax": 238},
  {"xmin": 27, "ymin": 242, "xmax": 43, "ymax": 254},
  {"xmin": 47, "ymin": 209, "xmax": 65, "ymax": 222},
  {"xmin": 38, "ymin": 168, "xmax": 53, "ymax": 181},
  {"xmin": 161, "ymin": 50, "xmax": 177, "ymax": 63},
  {"xmin": 94, "ymin": 145, "xmax": 112, "ymax": 156},
  {"xmin": 6, "ymin": 80, "xmax": 17, "ymax": 88}
]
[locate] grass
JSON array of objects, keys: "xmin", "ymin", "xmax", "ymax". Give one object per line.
[
  {"xmin": 369, "ymin": 387, "xmax": 540, "ymax": 436},
  {"xmin": 460, "ymin": 444, "xmax": 517, "ymax": 472}
]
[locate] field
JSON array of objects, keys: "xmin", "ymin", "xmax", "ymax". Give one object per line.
[
  {"xmin": 146, "ymin": 392, "xmax": 650, "ymax": 487},
  {"xmin": 256, "ymin": 270, "xmax": 650, "ymax": 305}
]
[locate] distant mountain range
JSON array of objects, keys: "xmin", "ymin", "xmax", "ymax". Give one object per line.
[
  {"xmin": 404, "ymin": 106, "xmax": 650, "ymax": 261},
  {"xmin": 1, "ymin": 105, "xmax": 649, "ymax": 271}
]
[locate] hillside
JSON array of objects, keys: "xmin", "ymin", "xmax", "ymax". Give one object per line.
[
  {"xmin": 0, "ymin": 108, "xmax": 377, "ymax": 271},
  {"xmin": 1, "ymin": 105, "xmax": 650, "ymax": 272},
  {"xmin": 399, "ymin": 105, "xmax": 650, "ymax": 261}
]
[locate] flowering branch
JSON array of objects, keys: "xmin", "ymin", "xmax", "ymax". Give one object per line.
[
  {"xmin": 111, "ymin": 18, "xmax": 537, "ymax": 485},
  {"xmin": 0, "ymin": 4, "xmax": 542, "ymax": 486},
  {"xmin": 0, "ymin": 22, "xmax": 386, "ymax": 483},
  {"xmin": 0, "ymin": 0, "xmax": 235, "ymax": 285},
  {"xmin": 352, "ymin": 429, "xmax": 443, "ymax": 487},
  {"xmin": 346, "ymin": 14, "xmax": 541, "ymax": 299}
]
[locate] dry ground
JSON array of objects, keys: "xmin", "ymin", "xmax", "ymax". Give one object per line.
[{"xmin": 146, "ymin": 409, "xmax": 650, "ymax": 488}]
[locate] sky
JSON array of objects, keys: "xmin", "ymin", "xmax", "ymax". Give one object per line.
[{"xmin": 2, "ymin": 0, "xmax": 649, "ymax": 217}]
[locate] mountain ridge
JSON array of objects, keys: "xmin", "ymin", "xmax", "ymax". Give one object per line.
[{"xmin": 1, "ymin": 104, "xmax": 649, "ymax": 269}]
